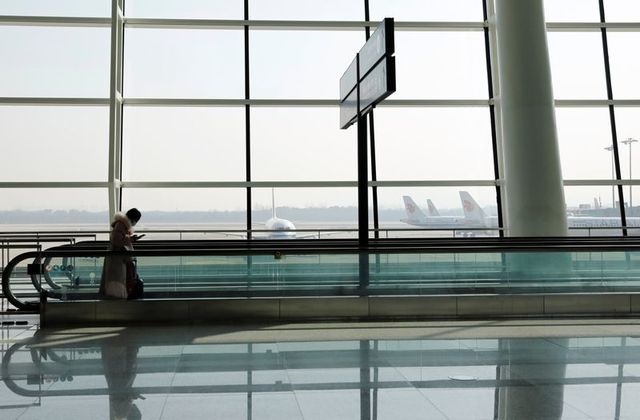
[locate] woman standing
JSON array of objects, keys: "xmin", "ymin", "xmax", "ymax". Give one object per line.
[{"xmin": 99, "ymin": 208, "xmax": 143, "ymax": 299}]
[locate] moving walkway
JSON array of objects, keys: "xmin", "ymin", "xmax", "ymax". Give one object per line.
[{"xmin": 3, "ymin": 237, "xmax": 640, "ymax": 323}]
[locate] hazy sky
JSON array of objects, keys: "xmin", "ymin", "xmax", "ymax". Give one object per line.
[{"xmin": 1, "ymin": 0, "xmax": 640, "ymax": 214}]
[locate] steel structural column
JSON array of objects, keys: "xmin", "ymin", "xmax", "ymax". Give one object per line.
[
  {"xmin": 493, "ymin": 0, "xmax": 568, "ymax": 236},
  {"xmin": 244, "ymin": 0, "xmax": 253, "ymax": 240},
  {"xmin": 107, "ymin": 0, "xmax": 125, "ymax": 221}
]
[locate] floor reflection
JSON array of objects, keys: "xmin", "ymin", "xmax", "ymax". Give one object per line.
[
  {"xmin": 101, "ymin": 336, "xmax": 141, "ymax": 420},
  {"xmin": 1, "ymin": 322, "xmax": 639, "ymax": 419}
]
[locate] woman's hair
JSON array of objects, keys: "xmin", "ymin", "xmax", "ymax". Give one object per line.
[{"xmin": 125, "ymin": 208, "xmax": 142, "ymax": 223}]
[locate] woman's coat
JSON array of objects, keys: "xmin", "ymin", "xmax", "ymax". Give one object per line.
[{"xmin": 99, "ymin": 213, "xmax": 134, "ymax": 299}]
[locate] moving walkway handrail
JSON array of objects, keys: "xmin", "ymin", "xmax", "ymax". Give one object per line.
[{"xmin": 4, "ymin": 237, "xmax": 640, "ymax": 311}]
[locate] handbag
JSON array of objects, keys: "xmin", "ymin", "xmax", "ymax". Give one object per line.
[{"xmin": 125, "ymin": 259, "xmax": 144, "ymax": 300}]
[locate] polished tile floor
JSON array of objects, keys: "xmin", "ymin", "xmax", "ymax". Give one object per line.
[{"xmin": 2, "ymin": 317, "xmax": 640, "ymax": 419}]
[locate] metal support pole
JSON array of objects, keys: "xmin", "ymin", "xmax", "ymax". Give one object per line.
[
  {"xmin": 605, "ymin": 146, "xmax": 615, "ymax": 208},
  {"xmin": 357, "ymin": 114, "xmax": 368, "ymax": 247},
  {"xmin": 621, "ymin": 138, "xmax": 637, "ymax": 208},
  {"xmin": 358, "ymin": 113, "xmax": 370, "ymax": 291}
]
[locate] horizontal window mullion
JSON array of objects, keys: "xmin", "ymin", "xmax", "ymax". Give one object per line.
[
  {"xmin": 0, "ymin": 182, "xmax": 109, "ymax": 188},
  {"xmin": 563, "ymin": 180, "xmax": 640, "ymax": 186},
  {"xmin": 0, "ymin": 15, "xmax": 110, "ymax": 27},
  {"xmin": 371, "ymin": 180, "xmax": 499, "ymax": 187},
  {"xmin": 548, "ymin": 22, "xmax": 640, "ymax": 31},
  {"xmin": 555, "ymin": 100, "xmax": 640, "ymax": 107},
  {"xmin": 123, "ymin": 99, "xmax": 490, "ymax": 107},
  {"xmin": 121, "ymin": 181, "xmax": 503, "ymax": 188},
  {"xmin": 13, "ymin": 97, "xmax": 640, "ymax": 109},
  {"xmin": 124, "ymin": 18, "xmax": 485, "ymax": 31},
  {"xmin": 0, "ymin": 98, "xmax": 109, "ymax": 105},
  {"xmin": 5, "ymin": 17, "xmax": 640, "ymax": 31},
  {"xmin": 122, "ymin": 181, "xmax": 357, "ymax": 188}
]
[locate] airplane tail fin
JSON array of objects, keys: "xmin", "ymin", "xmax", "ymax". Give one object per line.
[
  {"xmin": 460, "ymin": 191, "xmax": 486, "ymax": 223},
  {"xmin": 402, "ymin": 196, "xmax": 427, "ymax": 221},
  {"xmin": 426, "ymin": 199, "xmax": 440, "ymax": 217}
]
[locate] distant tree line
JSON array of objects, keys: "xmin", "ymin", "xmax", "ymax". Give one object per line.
[
  {"xmin": 0, "ymin": 205, "xmax": 507, "ymax": 225},
  {"xmin": 1, "ymin": 207, "xmax": 406, "ymax": 224}
]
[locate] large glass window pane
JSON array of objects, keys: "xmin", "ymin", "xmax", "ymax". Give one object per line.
[
  {"xmin": 0, "ymin": 106, "xmax": 108, "ymax": 181},
  {"xmin": 564, "ymin": 186, "xmax": 623, "ymax": 236},
  {"xmin": 548, "ymin": 33, "xmax": 607, "ymax": 99},
  {"xmin": 556, "ymin": 108, "xmax": 612, "ymax": 180},
  {"xmin": 627, "ymin": 184, "xmax": 639, "ymax": 212},
  {"xmin": 250, "ymin": 108, "xmax": 356, "ymax": 181},
  {"xmin": 374, "ymin": 107, "xmax": 495, "ymax": 180},
  {"xmin": 250, "ymin": 0, "xmax": 362, "ymax": 21},
  {"xmin": 122, "ymin": 107, "xmax": 245, "ymax": 182},
  {"xmin": 0, "ymin": 26, "xmax": 110, "ymax": 97},
  {"xmin": 605, "ymin": 0, "xmax": 640, "ymax": 22},
  {"xmin": 250, "ymin": 31, "xmax": 364, "ymax": 99},
  {"xmin": 124, "ymin": 29, "xmax": 244, "ymax": 99},
  {"xmin": 0, "ymin": 193, "xmax": 108, "ymax": 235},
  {"xmin": 121, "ymin": 188, "xmax": 247, "ymax": 223},
  {"xmin": 0, "ymin": 1, "xmax": 109, "ymax": 17},
  {"xmin": 394, "ymin": 32, "xmax": 488, "ymax": 99},
  {"xmin": 369, "ymin": 0, "xmax": 483, "ymax": 22},
  {"xmin": 125, "ymin": 0, "xmax": 242, "ymax": 19},
  {"xmin": 543, "ymin": 0, "xmax": 600, "ymax": 22},
  {"xmin": 377, "ymin": 186, "xmax": 499, "ymax": 238},
  {"xmin": 565, "ymin": 185, "xmax": 619, "ymax": 213},
  {"xmin": 607, "ymin": 33, "xmax": 640, "ymax": 100},
  {"xmin": 251, "ymin": 187, "xmax": 358, "ymax": 238},
  {"xmin": 613, "ymin": 108, "xmax": 640, "ymax": 182},
  {"xmin": 614, "ymin": 107, "xmax": 640, "ymax": 216},
  {"xmin": 0, "ymin": 188, "xmax": 108, "ymax": 214}
]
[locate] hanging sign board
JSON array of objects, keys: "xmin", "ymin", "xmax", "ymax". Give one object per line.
[{"xmin": 339, "ymin": 18, "xmax": 396, "ymax": 129}]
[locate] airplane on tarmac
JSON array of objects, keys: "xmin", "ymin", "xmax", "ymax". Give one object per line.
[
  {"xmin": 258, "ymin": 189, "xmax": 318, "ymax": 239},
  {"xmin": 401, "ymin": 194, "xmax": 488, "ymax": 236},
  {"xmin": 262, "ymin": 192, "xmax": 298, "ymax": 239},
  {"xmin": 426, "ymin": 199, "xmax": 440, "ymax": 216},
  {"xmin": 229, "ymin": 190, "xmax": 315, "ymax": 239},
  {"xmin": 458, "ymin": 191, "xmax": 640, "ymax": 231},
  {"xmin": 403, "ymin": 191, "xmax": 640, "ymax": 235},
  {"xmin": 401, "ymin": 195, "xmax": 466, "ymax": 228}
]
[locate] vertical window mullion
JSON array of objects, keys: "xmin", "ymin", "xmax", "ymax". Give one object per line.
[
  {"xmin": 245, "ymin": 0, "xmax": 252, "ymax": 238},
  {"xmin": 482, "ymin": 0, "xmax": 503, "ymax": 237},
  {"xmin": 599, "ymin": 0, "xmax": 628, "ymax": 234},
  {"xmin": 108, "ymin": 0, "xmax": 125, "ymax": 219}
]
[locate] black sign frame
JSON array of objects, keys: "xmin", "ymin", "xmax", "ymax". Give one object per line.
[{"xmin": 339, "ymin": 18, "xmax": 395, "ymax": 129}]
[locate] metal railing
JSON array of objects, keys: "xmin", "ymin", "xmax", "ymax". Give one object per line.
[{"xmin": 0, "ymin": 233, "xmax": 99, "ymax": 312}]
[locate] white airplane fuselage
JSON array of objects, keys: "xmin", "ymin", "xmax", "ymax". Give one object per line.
[{"xmin": 264, "ymin": 216, "xmax": 297, "ymax": 239}]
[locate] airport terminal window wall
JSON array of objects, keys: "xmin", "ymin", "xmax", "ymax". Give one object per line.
[
  {"xmin": 0, "ymin": 1, "xmax": 638, "ymax": 236},
  {"xmin": 546, "ymin": 0, "xmax": 640, "ymax": 235}
]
